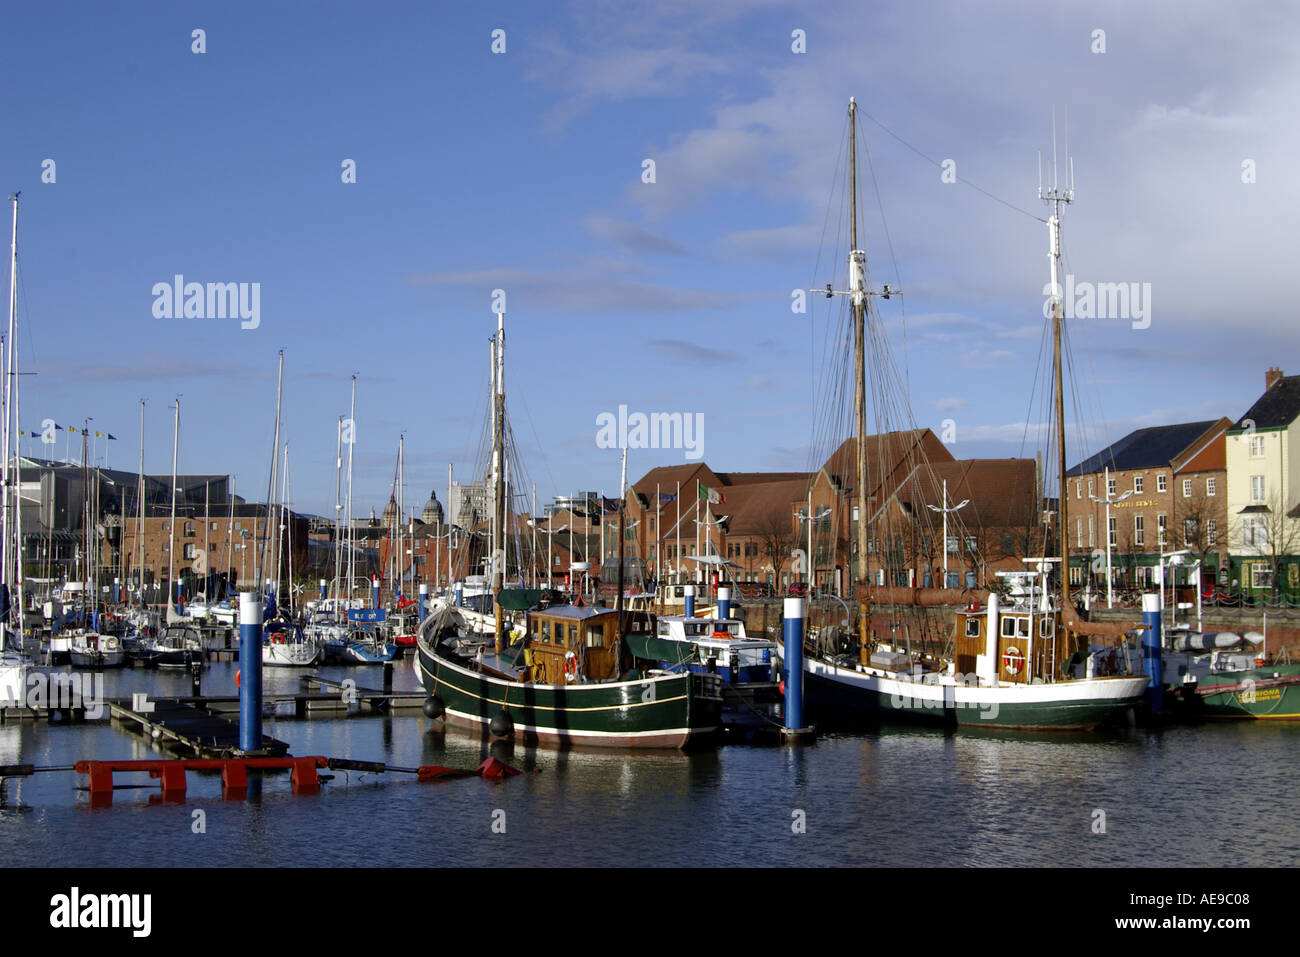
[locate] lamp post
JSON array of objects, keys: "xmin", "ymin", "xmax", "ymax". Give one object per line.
[
  {"xmin": 527, "ymin": 519, "xmax": 567, "ymax": 588},
  {"xmin": 926, "ymin": 479, "xmax": 969, "ymax": 589},
  {"xmin": 1088, "ymin": 465, "xmax": 1133, "ymax": 608},
  {"xmin": 795, "ymin": 497, "xmax": 831, "ymax": 590}
]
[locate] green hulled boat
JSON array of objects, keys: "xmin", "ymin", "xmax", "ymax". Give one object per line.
[{"xmin": 415, "ymin": 600, "xmax": 724, "ymax": 749}]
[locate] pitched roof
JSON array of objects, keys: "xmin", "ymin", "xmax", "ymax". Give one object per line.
[
  {"xmin": 1066, "ymin": 421, "xmax": 1219, "ymax": 476},
  {"xmin": 821, "ymin": 430, "xmax": 954, "ymax": 498},
  {"xmin": 890, "ymin": 459, "xmax": 1038, "ymax": 529},
  {"xmin": 1231, "ymin": 374, "xmax": 1300, "ymax": 431},
  {"xmin": 715, "ymin": 478, "xmax": 811, "ymax": 537}
]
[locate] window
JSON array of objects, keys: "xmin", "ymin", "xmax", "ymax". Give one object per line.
[
  {"xmin": 1088, "ymin": 479, "xmax": 1094, "ymax": 498},
  {"xmin": 1157, "ymin": 514, "xmax": 1166, "ymax": 547},
  {"xmin": 1106, "ymin": 477, "xmax": 1115, "ymax": 496},
  {"xmin": 1182, "ymin": 479, "xmax": 1191, "ymax": 498},
  {"xmin": 1157, "ymin": 474, "xmax": 1167, "ymax": 492},
  {"xmin": 1076, "ymin": 481, "xmax": 1082, "ymax": 500},
  {"xmin": 210, "ymin": 521, "xmax": 218, "ymax": 531},
  {"xmin": 1251, "ymin": 564, "xmax": 1273, "ymax": 589},
  {"xmin": 965, "ymin": 618, "xmax": 980, "ymax": 638},
  {"xmin": 1243, "ymin": 515, "xmax": 1266, "ymax": 547},
  {"xmin": 1088, "ymin": 516, "xmax": 1095, "ymax": 548},
  {"xmin": 964, "ymin": 536, "xmax": 976, "ymax": 553},
  {"xmin": 1250, "ymin": 435, "xmax": 1265, "ymax": 458},
  {"xmin": 946, "ymin": 536, "xmax": 957, "ymax": 555},
  {"xmin": 1206, "ymin": 477, "xmax": 1216, "ymax": 496},
  {"xmin": 184, "ymin": 521, "xmax": 195, "ymax": 536},
  {"xmin": 1076, "ymin": 518, "xmax": 1083, "ymax": 548},
  {"xmin": 1134, "ymin": 476, "xmax": 1144, "ymax": 493},
  {"xmin": 1183, "ymin": 519, "xmax": 1197, "ymax": 546},
  {"xmin": 1134, "ymin": 515, "xmax": 1144, "ymax": 547},
  {"xmin": 1108, "ymin": 516, "xmax": 1116, "ymax": 547},
  {"xmin": 1251, "ymin": 475, "xmax": 1265, "ymax": 502},
  {"xmin": 1207, "ymin": 519, "xmax": 1217, "ymax": 546},
  {"xmin": 1001, "ymin": 534, "xmax": 1014, "ymax": 554},
  {"xmin": 183, "ymin": 544, "xmax": 197, "ymax": 559}
]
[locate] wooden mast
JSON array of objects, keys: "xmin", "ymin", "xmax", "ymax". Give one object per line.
[
  {"xmin": 850, "ymin": 98, "xmax": 871, "ymax": 655},
  {"xmin": 492, "ymin": 311, "xmax": 506, "ymax": 652}
]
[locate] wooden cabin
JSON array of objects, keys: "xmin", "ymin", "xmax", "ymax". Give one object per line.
[
  {"xmin": 524, "ymin": 605, "xmax": 654, "ymax": 684},
  {"xmin": 951, "ymin": 605, "xmax": 1059, "ymax": 684}
]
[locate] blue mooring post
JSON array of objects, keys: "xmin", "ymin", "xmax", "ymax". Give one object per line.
[
  {"xmin": 319, "ymin": 579, "xmax": 327, "ymax": 604},
  {"xmin": 372, "ymin": 576, "xmax": 380, "ymax": 609},
  {"xmin": 717, "ymin": 585, "xmax": 731, "ymax": 620},
  {"xmin": 783, "ymin": 597, "xmax": 806, "ymax": 732},
  {"xmin": 684, "ymin": 584, "xmax": 696, "ymax": 618},
  {"xmin": 419, "ymin": 583, "xmax": 429, "ymax": 620},
  {"xmin": 455, "ymin": 583, "xmax": 463, "ymax": 607},
  {"xmin": 112, "ymin": 577, "xmax": 120, "ymax": 605},
  {"xmin": 176, "ymin": 580, "xmax": 184, "ymax": 616},
  {"xmin": 1142, "ymin": 592, "xmax": 1163, "ymax": 713},
  {"xmin": 238, "ymin": 591, "xmax": 263, "ymax": 752}
]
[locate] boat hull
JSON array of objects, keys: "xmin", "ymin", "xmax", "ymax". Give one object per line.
[
  {"xmin": 414, "ymin": 642, "xmax": 722, "ymax": 749},
  {"xmin": 1183, "ymin": 664, "xmax": 1300, "ymax": 720},
  {"xmin": 804, "ymin": 657, "xmax": 1147, "ymax": 730},
  {"xmin": 263, "ymin": 643, "xmax": 321, "ymax": 667}
]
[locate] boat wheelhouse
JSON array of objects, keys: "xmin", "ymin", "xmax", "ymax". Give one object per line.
[{"xmin": 653, "ymin": 615, "xmax": 777, "ymax": 684}]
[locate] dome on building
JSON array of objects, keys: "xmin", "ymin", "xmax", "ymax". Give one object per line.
[{"xmin": 422, "ymin": 490, "xmax": 444, "ymax": 526}]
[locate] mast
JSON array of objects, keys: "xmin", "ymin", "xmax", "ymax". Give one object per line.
[
  {"xmin": 1, "ymin": 195, "xmax": 17, "ymax": 631},
  {"xmin": 616, "ymin": 447, "xmax": 627, "ymax": 639},
  {"xmin": 1040, "ymin": 132, "xmax": 1074, "ymax": 615},
  {"xmin": 492, "ymin": 311, "xmax": 506, "ymax": 651},
  {"xmin": 398, "ymin": 433, "xmax": 405, "ymax": 601},
  {"xmin": 333, "ymin": 416, "xmax": 343, "ymax": 603},
  {"xmin": 203, "ymin": 480, "xmax": 210, "ymax": 597},
  {"xmin": 137, "ymin": 400, "xmax": 145, "ymax": 603},
  {"xmin": 167, "ymin": 401, "xmax": 179, "ymax": 615},
  {"xmin": 849, "ymin": 98, "xmax": 871, "ymax": 652},
  {"xmin": 344, "ymin": 376, "xmax": 356, "ymax": 606},
  {"xmin": 254, "ymin": 351, "xmax": 284, "ymax": 606}
]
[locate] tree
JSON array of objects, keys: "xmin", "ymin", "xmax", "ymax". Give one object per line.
[{"xmin": 756, "ymin": 511, "xmax": 796, "ymax": 589}]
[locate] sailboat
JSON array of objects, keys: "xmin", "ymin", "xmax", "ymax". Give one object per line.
[
  {"xmin": 0, "ymin": 193, "xmax": 29, "ymax": 705},
  {"xmin": 414, "ymin": 312, "xmax": 724, "ymax": 748},
  {"xmin": 799, "ymin": 100, "xmax": 1147, "ymax": 730},
  {"xmin": 262, "ymin": 441, "xmax": 320, "ymax": 667},
  {"xmin": 139, "ymin": 398, "xmax": 205, "ymax": 666}
]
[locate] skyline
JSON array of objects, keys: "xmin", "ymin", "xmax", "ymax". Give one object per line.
[{"xmin": 1, "ymin": 1, "xmax": 1294, "ymax": 517}]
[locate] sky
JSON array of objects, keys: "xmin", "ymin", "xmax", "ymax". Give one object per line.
[{"xmin": 1, "ymin": 0, "xmax": 1295, "ymax": 518}]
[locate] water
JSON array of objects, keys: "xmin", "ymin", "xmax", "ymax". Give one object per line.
[{"xmin": 1, "ymin": 659, "xmax": 1297, "ymax": 867}]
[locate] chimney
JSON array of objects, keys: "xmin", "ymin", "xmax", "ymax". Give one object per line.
[{"xmin": 1266, "ymin": 367, "xmax": 1284, "ymax": 391}]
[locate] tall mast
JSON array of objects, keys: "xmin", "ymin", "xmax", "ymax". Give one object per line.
[
  {"xmin": 203, "ymin": 480, "xmax": 210, "ymax": 596},
  {"xmin": 344, "ymin": 375, "xmax": 356, "ymax": 605},
  {"xmin": 1040, "ymin": 130, "xmax": 1074, "ymax": 610},
  {"xmin": 332, "ymin": 416, "xmax": 343, "ymax": 603},
  {"xmin": 254, "ymin": 351, "xmax": 284, "ymax": 601},
  {"xmin": 1, "ymin": 194, "xmax": 17, "ymax": 625},
  {"xmin": 167, "ymin": 401, "xmax": 179, "ymax": 614},
  {"xmin": 398, "ymin": 433, "xmax": 405, "ymax": 601},
  {"xmin": 849, "ymin": 98, "xmax": 871, "ymax": 651},
  {"xmin": 137, "ymin": 399, "xmax": 145, "ymax": 603},
  {"xmin": 492, "ymin": 311, "xmax": 505, "ymax": 651}
]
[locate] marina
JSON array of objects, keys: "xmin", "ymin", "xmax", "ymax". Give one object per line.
[{"xmin": 0, "ymin": 6, "xmax": 1294, "ymax": 924}]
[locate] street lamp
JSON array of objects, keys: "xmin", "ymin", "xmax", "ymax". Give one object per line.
[
  {"xmin": 1088, "ymin": 465, "xmax": 1134, "ymax": 608},
  {"xmin": 527, "ymin": 519, "xmax": 567, "ymax": 588},
  {"xmin": 795, "ymin": 497, "xmax": 831, "ymax": 589},
  {"xmin": 926, "ymin": 479, "xmax": 969, "ymax": 589}
]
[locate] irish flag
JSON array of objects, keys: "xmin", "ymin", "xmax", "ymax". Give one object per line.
[{"xmin": 698, "ymin": 482, "xmax": 723, "ymax": 505}]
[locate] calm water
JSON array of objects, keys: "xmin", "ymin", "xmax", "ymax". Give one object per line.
[{"xmin": 0, "ymin": 658, "xmax": 1296, "ymax": 867}]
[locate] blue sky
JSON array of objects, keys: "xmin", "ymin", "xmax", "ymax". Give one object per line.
[{"xmin": 2, "ymin": 1, "xmax": 1295, "ymax": 517}]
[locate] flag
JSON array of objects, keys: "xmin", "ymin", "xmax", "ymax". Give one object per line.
[
  {"xmin": 698, "ymin": 482, "xmax": 723, "ymax": 505},
  {"xmin": 67, "ymin": 426, "xmax": 80, "ymax": 434},
  {"xmin": 107, "ymin": 433, "xmax": 117, "ymax": 440}
]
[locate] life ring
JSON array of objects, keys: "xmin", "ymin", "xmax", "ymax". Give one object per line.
[
  {"xmin": 272, "ymin": 634, "xmax": 285, "ymax": 644},
  {"xmin": 564, "ymin": 651, "xmax": 579, "ymax": 680},
  {"xmin": 1002, "ymin": 645, "xmax": 1025, "ymax": 676}
]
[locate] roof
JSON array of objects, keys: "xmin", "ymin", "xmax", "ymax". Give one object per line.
[
  {"xmin": 1231, "ymin": 374, "xmax": 1300, "ymax": 432},
  {"xmin": 1066, "ymin": 421, "xmax": 1219, "ymax": 476},
  {"xmin": 821, "ymin": 430, "xmax": 954, "ymax": 497},
  {"xmin": 714, "ymin": 478, "xmax": 809, "ymax": 536},
  {"xmin": 892, "ymin": 459, "xmax": 1039, "ymax": 529}
]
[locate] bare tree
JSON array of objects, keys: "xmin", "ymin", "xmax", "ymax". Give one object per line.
[
  {"xmin": 1228, "ymin": 492, "xmax": 1300, "ymax": 601},
  {"xmin": 757, "ymin": 511, "xmax": 796, "ymax": 589}
]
